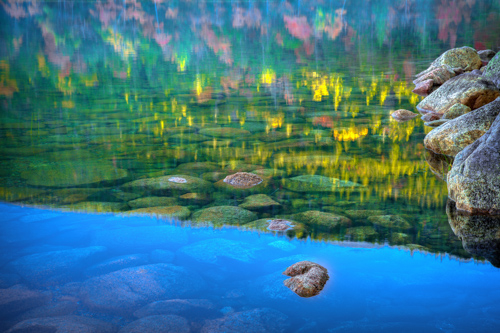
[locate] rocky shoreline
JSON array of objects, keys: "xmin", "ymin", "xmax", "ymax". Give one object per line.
[{"xmin": 395, "ymin": 46, "xmax": 500, "ymax": 215}]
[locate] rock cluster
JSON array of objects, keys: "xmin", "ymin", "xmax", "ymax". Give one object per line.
[
  {"xmin": 283, "ymin": 261, "xmax": 329, "ymax": 297},
  {"xmin": 415, "ymin": 47, "xmax": 500, "ymax": 215}
]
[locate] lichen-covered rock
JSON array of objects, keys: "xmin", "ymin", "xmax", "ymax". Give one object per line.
[
  {"xmin": 128, "ymin": 196, "xmax": 178, "ymax": 209},
  {"xmin": 125, "ymin": 206, "xmax": 191, "ymax": 220},
  {"xmin": 424, "ymin": 97, "xmax": 500, "ymax": 156},
  {"xmin": 368, "ymin": 215, "xmax": 411, "ymax": 230},
  {"xmin": 447, "ymin": 200, "xmax": 500, "ymax": 267},
  {"xmin": 198, "ymin": 127, "xmax": 251, "ymax": 138},
  {"xmin": 416, "ymin": 46, "xmax": 482, "ymax": 79},
  {"xmin": 283, "ymin": 175, "xmax": 362, "ymax": 192},
  {"xmin": 21, "ymin": 161, "xmax": 128, "ymax": 187},
  {"xmin": 118, "ymin": 315, "xmax": 190, "ymax": 333},
  {"xmin": 192, "ymin": 206, "xmax": 257, "ymax": 226},
  {"xmin": 447, "ymin": 112, "xmax": 500, "ymax": 214},
  {"xmin": 122, "ymin": 175, "xmax": 213, "ymax": 195},
  {"xmin": 391, "ymin": 109, "xmax": 419, "ymax": 122},
  {"xmin": 414, "ymin": 65, "xmax": 456, "ymax": 85},
  {"xmin": 283, "ymin": 261, "xmax": 329, "ymax": 297},
  {"xmin": 482, "ymin": 52, "xmax": 500, "ymax": 88},
  {"xmin": 201, "ymin": 308, "xmax": 289, "ymax": 333},
  {"xmin": 412, "ymin": 79, "xmax": 435, "ymax": 96},
  {"xmin": 442, "ymin": 103, "xmax": 472, "ymax": 119},
  {"xmin": 239, "ymin": 194, "xmax": 281, "ymax": 211},
  {"xmin": 293, "ymin": 210, "xmax": 351, "ymax": 228},
  {"xmin": 223, "ymin": 172, "xmax": 263, "ymax": 188},
  {"xmin": 5, "ymin": 316, "xmax": 116, "ymax": 333},
  {"xmin": 416, "ymin": 73, "xmax": 500, "ymax": 116},
  {"xmin": 80, "ymin": 264, "xmax": 206, "ymax": 313},
  {"xmin": 478, "ymin": 49, "xmax": 496, "ymax": 65}
]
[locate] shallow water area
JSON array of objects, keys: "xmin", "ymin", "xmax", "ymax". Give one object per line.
[{"xmin": 1, "ymin": 202, "xmax": 500, "ymax": 332}]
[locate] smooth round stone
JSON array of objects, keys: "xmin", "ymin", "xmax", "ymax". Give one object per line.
[{"xmin": 191, "ymin": 206, "xmax": 257, "ymax": 226}]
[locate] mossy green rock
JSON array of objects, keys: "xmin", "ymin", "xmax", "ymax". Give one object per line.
[
  {"xmin": 368, "ymin": 215, "xmax": 411, "ymax": 230},
  {"xmin": 64, "ymin": 201, "xmax": 129, "ymax": 212},
  {"xmin": 198, "ymin": 127, "xmax": 251, "ymax": 138},
  {"xmin": 239, "ymin": 194, "xmax": 281, "ymax": 211},
  {"xmin": 122, "ymin": 175, "xmax": 213, "ymax": 194},
  {"xmin": 251, "ymin": 168, "xmax": 287, "ymax": 179},
  {"xmin": 482, "ymin": 52, "xmax": 500, "ymax": 88},
  {"xmin": 345, "ymin": 210, "xmax": 386, "ymax": 219},
  {"xmin": 431, "ymin": 46, "xmax": 482, "ymax": 71},
  {"xmin": 391, "ymin": 232, "xmax": 410, "ymax": 244},
  {"xmin": 21, "ymin": 161, "xmax": 128, "ymax": 187},
  {"xmin": 128, "ymin": 196, "xmax": 178, "ymax": 209},
  {"xmin": 283, "ymin": 175, "xmax": 362, "ymax": 192},
  {"xmin": 243, "ymin": 218, "xmax": 308, "ymax": 236},
  {"xmin": 201, "ymin": 171, "xmax": 230, "ymax": 182},
  {"xmin": 192, "ymin": 206, "xmax": 257, "ymax": 226},
  {"xmin": 442, "ymin": 103, "xmax": 471, "ymax": 120},
  {"xmin": 293, "ymin": 210, "xmax": 352, "ymax": 228},
  {"xmin": 345, "ymin": 226, "xmax": 379, "ymax": 240},
  {"xmin": 173, "ymin": 162, "xmax": 221, "ymax": 175},
  {"xmin": 126, "ymin": 205, "xmax": 191, "ymax": 219},
  {"xmin": 213, "ymin": 178, "xmax": 271, "ymax": 195}
]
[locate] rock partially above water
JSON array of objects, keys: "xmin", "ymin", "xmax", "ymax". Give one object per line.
[
  {"xmin": 283, "ymin": 261, "xmax": 329, "ymax": 297},
  {"xmin": 424, "ymin": 97, "xmax": 500, "ymax": 156},
  {"xmin": 447, "ymin": 111, "xmax": 500, "ymax": 214},
  {"xmin": 223, "ymin": 172, "xmax": 263, "ymax": 189},
  {"xmin": 416, "ymin": 73, "xmax": 500, "ymax": 116},
  {"xmin": 442, "ymin": 103, "xmax": 472, "ymax": 119},
  {"xmin": 391, "ymin": 109, "xmax": 419, "ymax": 122}
]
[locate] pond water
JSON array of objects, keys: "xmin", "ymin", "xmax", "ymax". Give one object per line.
[{"xmin": 1, "ymin": 0, "xmax": 500, "ymax": 332}]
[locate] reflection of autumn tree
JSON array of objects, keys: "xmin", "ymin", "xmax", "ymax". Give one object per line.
[{"xmin": 437, "ymin": 0, "xmax": 475, "ymax": 48}]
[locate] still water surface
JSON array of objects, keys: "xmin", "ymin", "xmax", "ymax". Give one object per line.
[{"xmin": 0, "ymin": 1, "xmax": 500, "ymax": 331}]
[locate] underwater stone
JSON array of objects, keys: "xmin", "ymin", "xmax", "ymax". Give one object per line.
[
  {"xmin": 283, "ymin": 261, "xmax": 329, "ymax": 298},
  {"xmin": 283, "ymin": 175, "xmax": 362, "ymax": 192},
  {"xmin": 201, "ymin": 171, "xmax": 231, "ymax": 182},
  {"xmin": 191, "ymin": 206, "xmax": 257, "ymax": 225},
  {"xmin": 168, "ymin": 176, "xmax": 187, "ymax": 183},
  {"xmin": 201, "ymin": 308, "xmax": 289, "ymax": 333},
  {"xmin": 5, "ymin": 316, "xmax": 116, "ymax": 333},
  {"xmin": 223, "ymin": 172, "xmax": 263, "ymax": 188},
  {"xmin": 239, "ymin": 194, "xmax": 281, "ymax": 211},
  {"xmin": 177, "ymin": 238, "xmax": 260, "ymax": 264},
  {"xmin": 149, "ymin": 249, "xmax": 175, "ymax": 263},
  {"xmin": 368, "ymin": 215, "xmax": 411, "ymax": 230},
  {"xmin": 125, "ymin": 206, "xmax": 191, "ymax": 220},
  {"xmin": 128, "ymin": 196, "xmax": 178, "ymax": 209},
  {"xmin": 134, "ymin": 299, "xmax": 215, "ymax": 318},
  {"xmin": 0, "ymin": 289, "xmax": 49, "ymax": 319},
  {"xmin": 85, "ymin": 254, "xmax": 149, "ymax": 277},
  {"xmin": 122, "ymin": 174, "xmax": 213, "ymax": 195},
  {"xmin": 172, "ymin": 162, "xmax": 221, "ymax": 175},
  {"xmin": 80, "ymin": 264, "xmax": 206, "ymax": 314},
  {"xmin": 345, "ymin": 210, "xmax": 386, "ymax": 219},
  {"xmin": 118, "ymin": 315, "xmax": 190, "ymax": 333},
  {"xmin": 267, "ymin": 219, "xmax": 295, "ymax": 231},
  {"xmin": 294, "ymin": 210, "xmax": 352, "ymax": 228}
]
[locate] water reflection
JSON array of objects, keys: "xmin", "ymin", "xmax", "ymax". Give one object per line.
[
  {"xmin": 447, "ymin": 200, "xmax": 500, "ymax": 267},
  {"xmin": 1, "ymin": 0, "xmax": 499, "ymax": 261}
]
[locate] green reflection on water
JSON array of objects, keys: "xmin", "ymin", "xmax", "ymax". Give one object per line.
[{"xmin": 1, "ymin": 0, "xmax": 499, "ymax": 261}]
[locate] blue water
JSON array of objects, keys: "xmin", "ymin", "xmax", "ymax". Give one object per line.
[{"xmin": 1, "ymin": 202, "xmax": 499, "ymax": 332}]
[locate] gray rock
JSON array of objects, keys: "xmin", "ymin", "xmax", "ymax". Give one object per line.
[
  {"xmin": 134, "ymin": 299, "xmax": 215, "ymax": 318},
  {"xmin": 424, "ymin": 97, "xmax": 500, "ymax": 156},
  {"xmin": 80, "ymin": 264, "xmax": 206, "ymax": 313},
  {"xmin": 92, "ymin": 225, "xmax": 188, "ymax": 251},
  {"xmin": 478, "ymin": 49, "xmax": 496, "ymax": 64},
  {"xmin": 177, "ymin": 238, "xmax": 260, "ymax": 264},
  {"xmin": 6, "ymin": 315, "xmax": 115, "ymax": 333},
  {"xmin": 0, "ymin": 289, "xmax": 49, "ymax": 318},
  {"xmin": 201, "ymin": 308, "xmax": 289, "ymax": 333},
  {"xmin": 447, "ymin": 112, "xmax": 500, "ymax": 214},
  {"xmin": 10, "ymin": 246, "xmax": 107, "ymax": 286},
  {"xmin": 85, "ymin": 254, "xmax": 149, "ymax": 277},
  {"xmin": 417, "ymin": 73, "xmax": 500, "ymax": 116},
  {"xmin": 118, "ymin": 315, "xmax": 190, "ymax": 333},
  {"xmin": 483, "ymin": 52, "xmax": 500, "ymax": 88},
  {"xmin": 424, "ymin": 119, "xmax": 449, "ymax": 127}
]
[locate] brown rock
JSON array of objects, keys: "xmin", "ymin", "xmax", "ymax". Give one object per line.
[
  {"xmin": 414, "ymin": 65, "xmax": 455, "ymax": 85},
  {"xmin": 283, "ymin": 261, "xmax": 329, "ymax": 297},
  {"xmin": 417, "ymin": 73, "xmax": 500, "ymax": 116},
  {"xmin": 267, "ymin": 219, "xmax": 295, "ymax": 231},
  {"xmin": 442, "ymin": 103, "xmax": 472, "ymax": 119},
  {"xmin": 417, "ymin": 46, "xmax": 482, "ymax": 78},
  {"xmin": 391, "ymin": 109, "xmax": 418, "ymax": 122},
  {"xmin": 478, "ymin": 49, "xmax": 496, "ymax": 66},
  {"xmin": 447, "ymin": 111, "xmax": 500, "ymax": 214},
  {"xmin": 412, "ymin": 79, "xmax": 435, "ymax": 96},
  {"xmin": 223, "ymin": 172, "xmax": 263, "ymax": 189},
  {"xmin": 421, "ymin": 113, "xmax": 441, "ymax": 122},
  {"xmin": 424, "ymin": 98, "xmax": 500, "ymax": 156}
]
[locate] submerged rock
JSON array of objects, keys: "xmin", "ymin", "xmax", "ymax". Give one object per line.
[
  {"xmin": 118, "ymin": 315, "xmax": 190, "ymax": 333},
  {"xmin": 201, "ymin": 308, "xmax": 289, "ymax": 333},
  {"xmin": 294, "ymin": 210, "xmax": 351, "ymax": 228},
  {"xmin": 5, "ymin": 316, "xmax": 115, "ymax": 333},
  {"xmin": 80, "ymin": 264, "xmax": 206, "ymax": 313},
  {"xmin": 122, "ymin": 174, "xmax": 213, "ymax": 195},
  {"xmin": 128, "ymin": 196, "xmax": 178, "ymax": 209},
  {"xmin": 391, "ymin": 109, "xmax": 419, "ymax": 122},
  {"xmin": 417, "ymin": 73, "xmax": 500, "ymax": 116},
  {"xmin": 85, "ymin": 254, "xmax": 149, "ymax": 277},
  {"xmin": 447, "ymin": 112, "xmax": 500, "ymax": 214},
  {"xmin": 424, "ymin": 119, "xmax": 449, "ymax": 127},
  {"xmin": 424, "ymin": 98, "xmax": 500, "ymax": 156},
  {"xmin": 172, "ymin": 162, "xmax": 221, "ymax": 175},
  {"xmin": 368, "ymin": 215, "xmax": 411, "ymax": 230},
  {"xmin": 283, "ymin": 261, "xmax": 329, "ymax": 297},
  {"xmin": 345, "ymin": 226, "xmax": 379, "ymax": 241},
  {"xmin": 177, "ymin": 238, "xmax": 260, "ymax": 264},
  {"xmin": 0, "ymin": 289, "xmax": 49, "ymax": 318},
  {"xmin": 238, "ymin": 194, "xmax": 281, "ymax": 211},
  {"xmin": 283, "ymin": 175, "xmax": 362, "ymax": 192},
  {"xmin": 134, "ymin": 299, "xmax": 215, "ymax": 318},
  {"xmin": 125, "ymin": 205, "xmax": 191, "ymax": 220},
  {"xmin": 345, "ymin": 210, "xmax": 386, "ymax": 219},
  {"xmin": 191, "ymin": 206, "xmax": 257, "ymax": 226}
]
